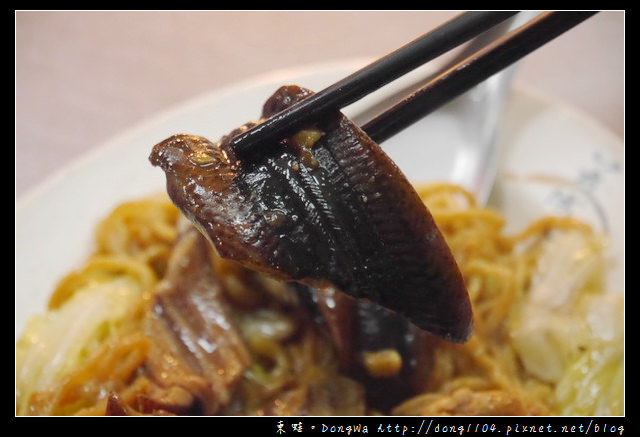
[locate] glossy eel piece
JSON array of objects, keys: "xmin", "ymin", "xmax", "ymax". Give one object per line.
[{"xmin": 150, "ymin": 85, "xmax": 473, "ymax": 343}]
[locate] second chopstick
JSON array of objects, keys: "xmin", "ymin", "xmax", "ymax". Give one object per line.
[
  {"xmin": 361, "ymin": 11, "xmax": 598, "ymax": 144},
  {"xmin": 229, "ymin": 11, "xmax": 519, "ymax": 156}
]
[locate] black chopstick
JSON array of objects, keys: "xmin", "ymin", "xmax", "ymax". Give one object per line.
[
  {"xmin": 362, "ymin": 11, "xmax": 598, "ymax": 144},
  {"xmin": 229, "ymin": 11, "xmax": 519, "ymax": 156},
  {"xmin": 229, "ymin": 11, "xmax": 598, "ymax": 157}
]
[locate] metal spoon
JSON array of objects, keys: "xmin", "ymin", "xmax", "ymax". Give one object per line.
[
  {"xmin": 442, "ymin": 11, "xmax": 541, "ymax": 206},
  {"xmin": 347, "ymin": 11, "xmax": 541, "ymax": 206}
]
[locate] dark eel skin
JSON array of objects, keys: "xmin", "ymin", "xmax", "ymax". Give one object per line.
[{"xmin": 150, "ymin": 85, "xmax": 473, "ymax": 343}]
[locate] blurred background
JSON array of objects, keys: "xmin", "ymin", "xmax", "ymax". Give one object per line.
[{"xmin": 15, "ymin": 10, "xmax": 624, "ymax": 199}]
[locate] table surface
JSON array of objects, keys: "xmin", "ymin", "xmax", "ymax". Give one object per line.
[{"xmin": 15, "ymin": 10, "xmax": 624, "ymax": 199}]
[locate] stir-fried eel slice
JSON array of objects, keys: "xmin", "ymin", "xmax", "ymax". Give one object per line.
[
  {"xmin": 145, "ymin": 226, "xmax": 250, "ymax": 415},
  {"xmin": 150, "ymin": 85, "xmax": 473, "ymax": 342},
  {"xmin": 298, "ymin": 284, "xmax": 437, "ymax": 412}
]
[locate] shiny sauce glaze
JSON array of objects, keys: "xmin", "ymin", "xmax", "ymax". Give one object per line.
[{"xmin": 150, "ymin": 85, "xmax": 473, "ymax": 343}]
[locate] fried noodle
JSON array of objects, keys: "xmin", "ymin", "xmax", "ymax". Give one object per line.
[{"xmin": 15, "ymin": 184, "xmax": 623, "ymax": 416}]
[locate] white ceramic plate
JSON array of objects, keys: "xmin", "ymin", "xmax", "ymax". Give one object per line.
[{"xmin": 15, "ymin": 60, "xmax": 624, "ymax": 340}]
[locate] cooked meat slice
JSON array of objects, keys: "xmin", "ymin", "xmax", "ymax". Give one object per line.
[
  {"xmin": 150, "ymin": 84, "xmax": 472, "ymax": 342},
  {"xmin": 298, "ymin": 285, "xmax": 438, "ymax": 412},
  {"xmin": 145, "ymin": 227, "xmax": 250, "ymax": 415}
]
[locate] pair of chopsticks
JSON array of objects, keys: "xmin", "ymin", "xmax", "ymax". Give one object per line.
[{"xmin": 230, "ymin": 11, "xmax": 598, "ymax": 156}]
